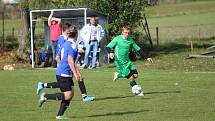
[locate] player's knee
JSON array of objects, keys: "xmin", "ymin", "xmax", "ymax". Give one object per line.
[
  {"xmin": 64, "ymin": 91, "xmax": 74, "ymax": 100},
  {"xmin": 133, "ymin": 74, "xmax": 138, "ymax": 78},
  {"xmin": 128, "ymin": 76, "xmax": 135, "ymax": 80}
]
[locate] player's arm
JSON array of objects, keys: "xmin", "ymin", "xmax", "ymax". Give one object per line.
[
  {"xmin": 75, "ymin": 66, "xmax": 83, "ymax": 81},
  {"xmin": 52, "ymin": 17, "xmax": 61, "ymax": 24},
  {"xmin": 137, "ymin": 48, "xmax": 153, "ymax": 63},
  {"xmin": 99, "ymin": 25, "xmax": 105, "ymax": 40},
  {"xmin": 48, "ymin": 10, "xmax": 53, "ymax": 26},
  {"xmin": 55, "ymin": 55, "xmax": 61, "ymax": 64},
  {"xmin": 68, "ymin": 55, "xmax": 80, "ymax": 81},
  {"xmin": 55, "ymin": 49, "xmax": 61, "ymax": 64},
  {"xmin": 106, "ymin": 37, "xmax": 117, "ymax": 59},
  {"xmin": 80, "ymin": 25, "xmax": 88, "ymax": 41},
  {"xmin": 106, "ymin": 46, "xmax": 115, "ymax": 59},
  {"xmin": 132, "ymin": 40, "xmax": 153, "ymax": 63}
]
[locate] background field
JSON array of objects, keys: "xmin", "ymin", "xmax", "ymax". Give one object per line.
[{"xmin": 143, "ymin": 1, "xmax": 215, "ymax": 40}]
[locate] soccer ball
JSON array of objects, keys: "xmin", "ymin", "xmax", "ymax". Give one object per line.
[{"xmin": 131, "ymin": 85, "xmax": 142, "ymax": 95}]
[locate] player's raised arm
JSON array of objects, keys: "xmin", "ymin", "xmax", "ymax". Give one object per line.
[{"xmin": 48, "ymin": 10, "xmax": 53, "ymax": 26}]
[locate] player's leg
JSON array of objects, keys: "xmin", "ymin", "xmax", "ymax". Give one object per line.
[
  {"xmin": 77, "ymin": 79, "xmax": 95, "ymax": 102},
  {"xmin": 38, "ymin": 76, "xmax": 74, "ymax": 119},
  {"xmin": 56, "ymin": 100, "xmax": 71, "ymax": 120},
  {"xmin": 51, "ymin": 41, "xmax": 57, "ymax": 68},
  {"xmin": 56, "ymin": 76, "xmax": 74, "ymax": 119},
  {"xmin": 96, "ymin": 47, "xmax": 100, "ymax": 67},
  {"xmin": 38, "ymin": 76, "xmax": 73, "ymax": 106},
  {"xmin": 56, "ymin": 90, "xmax": 74, "ymax": 119},
  {"xmin": 36, "ymin": 81, "xmax": 59, "ymax": 95},
  {"xmin": 113, "ymin": 61, "xmax": 124, "ymax": 81},
  {"xmin": 91, "ymin": 41, "xmax": 98, "ymax": 69},
  {"xmin": 82, "ymin": 43, "xmax": 90, "ymax": 68},
  {"xmin": 127, "ymin": 70, "xmax": 138, "ymax": 87},
  {"xmin": 127, "ymin": 69, "xmax": 144, "ymax": 96},
  {"xmin": 38, "ymin": 92, "xmax": 67, "ymax": 107}
]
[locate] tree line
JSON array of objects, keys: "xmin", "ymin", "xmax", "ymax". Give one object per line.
[{"xmin": 18, "ymin": 0, "xmax": 147, "ymax": 61}]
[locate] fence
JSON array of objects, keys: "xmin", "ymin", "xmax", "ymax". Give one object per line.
[
  {"xmin": 1, "ymin": 19, "xmax": 215, "ymax": 51},
  {"xmin": 149, "ymin": 24, "xmax": 215, "ymax": 42}
]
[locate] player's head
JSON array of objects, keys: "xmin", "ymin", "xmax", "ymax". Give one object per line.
[
  {"xmin": 121, "ymin": 25, "xmax": 131, "ymax": 39},
  {"xmin": 90, "ymin": 17, "xmax": 97, "ymax": 26},
  {"xmin": 63, "ymin": 23, "xmax": 72, "ymax": 33},
  {"xmin": 51, "ymin": 17, "xmax": 57, "ymax": 25},
  {"xmin": 68, "ymin": 26, "xmax": 78, "ymax": 41}
]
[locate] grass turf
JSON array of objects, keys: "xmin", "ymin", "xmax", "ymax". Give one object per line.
[
  {"xmin": 0, "ymin": 1, "xmax": 214, "ymax": 120},
  {"xmin": 0, "ymin": 67, "xmax": 214, "ymax": 121}
]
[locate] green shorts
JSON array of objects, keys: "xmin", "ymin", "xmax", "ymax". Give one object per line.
[{"xmin": 115, "ymin": 59, "xmax": 137, "ymax": 78}]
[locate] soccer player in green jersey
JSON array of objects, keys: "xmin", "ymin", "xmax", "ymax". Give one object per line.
[{"xmin": 106, "ymin": 25, "xmax": 153, "ymax": 96}]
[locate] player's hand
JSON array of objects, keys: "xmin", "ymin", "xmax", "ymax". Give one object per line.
[
  {"xmin": 147, "ymin": 58, "xmax": 153, "ymax": 63},
  {"xmin": 74, "ymin": 74, "xmax": 79, "ymax": 81},
  {"xmin": 109, "ymin": 53, "xmax": 114, "ymax": 59},
  {"xmin": 78, "ymin": 74, "xmax": 84, "ymax": 81}
]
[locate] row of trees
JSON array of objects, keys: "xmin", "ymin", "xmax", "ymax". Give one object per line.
[{"xmin": 18, "ymin": 0, "xmax": 147, "ymax": 61}]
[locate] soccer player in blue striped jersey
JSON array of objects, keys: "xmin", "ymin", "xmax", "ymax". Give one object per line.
[
  {"xmin": 37, "ymin": 26, "xmax": 94, "ymax": 120},
  {"xmin": 37, "ymin": 24, "xmax": 95, "ymax": 103},
  {"xmin": 56, "ymin": 23, "xmax": 71, "ymax": 55}
]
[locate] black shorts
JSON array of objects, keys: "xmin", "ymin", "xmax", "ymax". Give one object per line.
[
  {"xmin": 126, "ymin": 69, "xmax": 138, "ymax": 79},
  {"xmin": 56, "ymin": 75, "xmax": 74, "ymax": 92}
]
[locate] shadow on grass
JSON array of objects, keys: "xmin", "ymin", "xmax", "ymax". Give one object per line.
[
  {"xmin": 145, "ymin": 90, "xmax": 181, "ymax": 95},
  {"xmin": 96, "ymin": 95, "xmax": 151, "ymax": 101},
  {"xmin": 87, "ymin": 109, "xmax": 151, "ymax": 118}
]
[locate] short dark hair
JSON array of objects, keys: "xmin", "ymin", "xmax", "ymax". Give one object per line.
[
  {"xmin": 68, "ymin": 26, "xmax": 78, "ymax": 38},
  {"xmin": 63, "ymin": 23, "xmax": 72, "ymax": 31}
]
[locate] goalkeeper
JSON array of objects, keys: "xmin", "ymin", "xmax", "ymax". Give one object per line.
[{"xmin": 106, "ymin": 25, "xmax": 153, "ymax": 96}]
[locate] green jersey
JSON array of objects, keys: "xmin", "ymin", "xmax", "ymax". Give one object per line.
[
  {"xmin": 107, "ymin": 35, "xmax": 140, "ymax": 61},
  {"xmin": 107, "ymin": 35, "xmax": 141, "ymax": 77}
]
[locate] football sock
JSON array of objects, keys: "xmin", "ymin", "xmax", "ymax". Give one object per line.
[
  {"xmin": 44, "ymin": 93, "xmax": 65, "ymax": 100},
  {"xmin": 44, "ymin": 82, "xmax": 59, "ymax": 88},
  {"xmin": 42, "ymin": 83, "xmax": 45, "ymax": 88},
  {"xmin": 57, "ymin": 100, "xmax": 70, "ymax": 116},
  {"xmin": 78, "ymin": 80, "xmax": 87, "ymax": 96},
  {"xmin": 129, "ymin": 80, "xmax": 137, "ymax": 87},
  {"xmin": 82, "ymin": 94, "xmax": 88, "ymax": 99}
]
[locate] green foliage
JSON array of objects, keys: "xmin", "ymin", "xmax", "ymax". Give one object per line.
[
  {"xmin": 83, "ymin": 0, "xmax": 147, "ymax": 37},
  {"xmin": 20, "ymin": 0, "xmax": 147, "ymax": 37}
]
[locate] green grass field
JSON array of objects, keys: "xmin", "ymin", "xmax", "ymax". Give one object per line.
[
  {"xmin": 0, "ymin": 66, "xmax": 215, "ymax": 121},
  {"xmin": 1, "ymin": 36, "xmax": 214, "ymax": 121},
  {"xmin": 142, "ymin": 1, "xmax": 215, "ymax": 40},
  {"xmin": 0, "ymin": 1, "xmax": 215, "ymax": 120}
]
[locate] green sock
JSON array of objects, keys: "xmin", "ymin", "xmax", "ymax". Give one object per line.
[{"xmin": 129, "ymin": 80, "xmax": 137, "ymax": 87}]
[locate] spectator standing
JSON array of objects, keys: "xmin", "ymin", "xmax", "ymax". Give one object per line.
[
  {"xmin": 80, "ymin": 17, "xmax": 105, "ymax": 69},
  {"xmin": 48, "ymin": 10, "xmax": 62, "ymax": 67}
]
